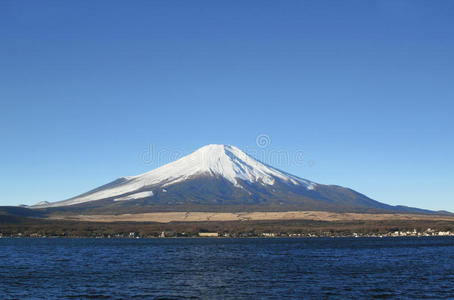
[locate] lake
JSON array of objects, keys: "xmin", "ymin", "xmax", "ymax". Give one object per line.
[{"xmin": 1, "ymin": 237, "xmax": 453, "ymax": 299}]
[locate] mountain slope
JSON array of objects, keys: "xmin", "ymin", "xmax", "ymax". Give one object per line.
[{"xmin": 30, "ymin": 144, "xmax": 434, "ymax": 214}]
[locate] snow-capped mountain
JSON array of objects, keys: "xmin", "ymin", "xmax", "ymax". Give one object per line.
[
  {"xmin": 30, "ymin": 144, "xmax": 428, "ymax": 214},
  {"xmin": 32, "ymin": 145, "xmax": 314, "ymax": 208}
]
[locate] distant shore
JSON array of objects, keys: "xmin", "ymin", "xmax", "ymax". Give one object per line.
[
  {"xmin": 1, "ymin": 213, "xmax": 454, "ymax": 239},
  {"xmin": 1, "ymin": 232, "xmax": 454, "ymax": 239}
]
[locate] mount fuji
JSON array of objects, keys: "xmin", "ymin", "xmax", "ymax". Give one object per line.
[{"xmin": 30, "ymin": 144, "xmax": 431, "ymax": 214}]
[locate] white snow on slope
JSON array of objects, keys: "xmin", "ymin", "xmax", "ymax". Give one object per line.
[
  {"xmin": 114, "ymin": 191, "xmax": 154, "ymax": 202},
  {"xmin": 31, "ymin": 144, "xmax": 315, "ymax": 208}
]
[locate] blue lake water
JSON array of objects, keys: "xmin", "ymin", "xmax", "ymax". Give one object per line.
[{"xmin": 1, "ymin": 237, "xmax": 453, "ymax": 299}]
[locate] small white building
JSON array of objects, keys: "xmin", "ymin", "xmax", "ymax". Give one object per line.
[
  {"xmin": 198, "ymin": 232, "xmax": 219, "ymax": 237},
  {"xmin": 262, "ymin": 232, "xmax": 276, "ymax": 237},
  {"xmin": 438, "ymin": 231, "xmax": 451, "ymax": 236}
]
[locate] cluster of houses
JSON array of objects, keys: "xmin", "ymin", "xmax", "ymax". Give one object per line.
[
  {"xmin": 388, "ymin": 229, "xmax": 452, "ymax": 237},
  {"xmin": 349, "ymin": 229, "xmax": 454, "ymax": 238}
]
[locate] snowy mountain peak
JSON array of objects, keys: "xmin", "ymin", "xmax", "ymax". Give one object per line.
[
  {"xmin": 31, "ymin": 144, "xmax": 315, "ymax": 208},
  {"xmin": 131, "ymin": 143, "xmax": 310, "ymax": 187}
]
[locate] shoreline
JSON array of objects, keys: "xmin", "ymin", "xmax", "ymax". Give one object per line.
[{"xmin": 2, "ymin": 235, "xmax": 454, "ymax": 239}]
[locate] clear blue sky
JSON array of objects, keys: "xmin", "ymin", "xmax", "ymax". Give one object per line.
[{"xmin": 1, "ymin": 1, "xmax": 453, "ymax": 211}]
